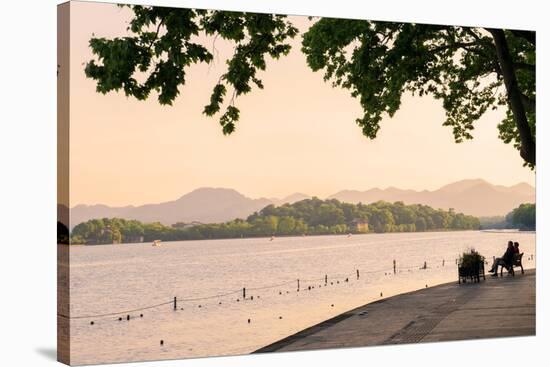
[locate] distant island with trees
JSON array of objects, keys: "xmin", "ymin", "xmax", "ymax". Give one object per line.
[
  {"xmin": 479, "ymin": 203, "xmax": 536, "ymax": 231},
  {"xmin": 70, "ymin": 198, "xmax": 482, "ymax": 245}
]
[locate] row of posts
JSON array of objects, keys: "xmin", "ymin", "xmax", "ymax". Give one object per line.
[
  {"xmin": 170, "ymin": 258, "xmax": 464, "ymax": 310},
  {"xmin": 103, "ymin": 255, "xmax": 533, "ymax": 326}
]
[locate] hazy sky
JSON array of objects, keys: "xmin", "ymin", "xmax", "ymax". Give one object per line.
[{"xmin": 69, "ymin": 2, "xmax": 535, "ymax": 207}]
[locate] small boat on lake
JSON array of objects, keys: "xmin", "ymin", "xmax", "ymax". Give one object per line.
[{"xmin": 152, "ymin": 240, "xmax": 162, "ymax": 247}]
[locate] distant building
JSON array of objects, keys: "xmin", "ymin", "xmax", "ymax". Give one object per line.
[{"xmin": 349, "ymin": 219, "xmax": 369, "ymax": 233}]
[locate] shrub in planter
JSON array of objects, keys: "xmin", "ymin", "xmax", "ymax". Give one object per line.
[{"xmin": 458, "ymin": 249, "xmax": 485, "ymax": 283}]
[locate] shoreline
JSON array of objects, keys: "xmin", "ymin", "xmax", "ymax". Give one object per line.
[
  {"xmin": 254, "ymin": 268, "xmax": 536, "ymax": 353},
  {"xmin": 63, "ymin": 228, "xmax": 533, "ymax": 247}
]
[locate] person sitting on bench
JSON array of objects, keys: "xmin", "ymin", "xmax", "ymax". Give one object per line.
[
  {"xmin": 489, "ymin": 241, "xmax": 515, "ymax": 276},
  {"xmin": 514, "ymin": 241, "xmax": 520, "ymax": 254}
]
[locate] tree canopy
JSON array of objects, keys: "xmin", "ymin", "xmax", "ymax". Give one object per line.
[
  {"xmin": 85, "ymin": 6, "xmax": 297, "ymax": 135},
  {"xmin": 70, "ymin": 198, "xmax": 480, "ymax": 244},
  {"xmin": 478, "ymin": 202, "xmax": 535, "ymax": 230},
  {"xmin": 506, "ymin": 203, "xmax": 535, "ymax": 230},
  {"xmin": 85, "ymin": 5, "xmax": 535, "ymax": 166}
]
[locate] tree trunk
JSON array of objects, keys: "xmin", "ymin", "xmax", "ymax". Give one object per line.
[{"xmin": 488, "ymin": 29, "xmax": 536, "ymax": 166}]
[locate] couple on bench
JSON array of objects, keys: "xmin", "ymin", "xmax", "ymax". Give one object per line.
[{"xmin": 488, "ymin": 240, "xmax": 523, "ymax": 276}]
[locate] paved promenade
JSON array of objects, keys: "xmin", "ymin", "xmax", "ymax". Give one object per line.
[{"xmin": 255, "ymin": 269, "xmax": 535, "ymax": 353}]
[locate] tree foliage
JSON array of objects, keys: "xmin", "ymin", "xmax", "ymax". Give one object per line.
[
  {"xmin": 70, "ymin": 199, "xmax": 479, "ymax": 244},
  {"xmin": 506, "ymin": 202, "xmax": 535, "ymax": 230},
  {"xmin": 85, "ymin": 5, "xmax": 297, "ymax": 135},
  {"xmin": 478, "ymin": 202, "xmax": 535, "ymax": 230},
  {"xmin": 302, "ymin": 22, "xmax": 535, "ymax": 166},
  {"xmin": 85, "ymin": 5, "xmax": 535, "ymax": 167}
]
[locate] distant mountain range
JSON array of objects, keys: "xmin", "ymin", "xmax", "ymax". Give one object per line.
[
  {"xmin": 70, "ymin": 188, "xmax": 309, "ymax": 229},
  {"xmin": 69, "ymin": 179, "xmax": 534, "ymax": 228},
  {"xmin": 328, "ymin": 179, "xmax": 535, "ymax": 217}
]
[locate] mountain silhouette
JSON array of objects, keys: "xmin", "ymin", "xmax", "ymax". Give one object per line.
[
  {"xmin": 70, "ymin": 179, "xmax": 534, "ymax": 228},
  {"xmin": 71, "ymin": 188, "xmax": 272, "ymax": 228},
  {"xmin": 329, "ymin": 179, "xmax": 534, "ymax": 217}
]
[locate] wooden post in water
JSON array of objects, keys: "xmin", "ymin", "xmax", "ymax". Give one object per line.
[
  {"xmin": 243, "ymin": 287, "xmax": 246, "ymax": 299},
  {"xmin": 297, "ymin": 279, "xmax": 300, "ymax": 292},
  {"xmin": 325, "ymin": 274, "xmax": 328, "ymax": 285},
  {"xmin": 356, "ymin": 269, "xmax": 360, "ymax": 280},
  {"xmin": 393, "ymin": 260, "xmax": 396, "ymax": 274},
  {"xmin": 442, "ymin": 259, "xmax": 445, "ymax": 267},
  {"xmin": 423, "ymin": 261, "xmax": 427, "ymax": 270},
  {"xmin": 173, "ymin": 297, "xmax": 177, "ymax": 311}
]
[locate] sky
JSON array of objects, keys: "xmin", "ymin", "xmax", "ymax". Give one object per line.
[{"xmin": 68, "ymin": 1, "xmax": 535, "ymax": 207}]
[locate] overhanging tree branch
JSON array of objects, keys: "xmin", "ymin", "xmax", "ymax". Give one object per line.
[
  {"xmin": 147, "ymin": 17, "xmax": 165, "ymax": 52},
  {"xmin": 487, "ymin": 28, "xmax": 535, "ymax": 165},
  {"xmin": 85, "ymin": 7, "xmax": 536, "ymax": 168}
]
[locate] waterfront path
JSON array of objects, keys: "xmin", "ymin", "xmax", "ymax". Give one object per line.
[{"xmin": 255, "ymin": 269, "xmax": 535, "ymax": 353}]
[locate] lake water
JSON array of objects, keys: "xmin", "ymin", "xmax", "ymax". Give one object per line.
[{"xmin": 67, "ymin": 230, "xmax": 536, "ymax": 365}]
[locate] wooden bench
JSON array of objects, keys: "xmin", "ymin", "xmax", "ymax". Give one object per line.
[{"xmin": 499, "ymin": 252, "xmax": 524, "ymax": 276}]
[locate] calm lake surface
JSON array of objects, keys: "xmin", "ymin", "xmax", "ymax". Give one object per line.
[{"xmin": 68, "ymin": 230, "xmax": 536, "ymax": 365}]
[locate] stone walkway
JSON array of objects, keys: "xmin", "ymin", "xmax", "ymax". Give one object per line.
[{"xmin": 255, "ymin": 269, "xmax": 535, "ymax": 353}]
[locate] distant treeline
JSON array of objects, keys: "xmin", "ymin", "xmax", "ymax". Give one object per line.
[
  {"xmin": 70, "ymin": 199, "xmax": 480, "ymax": 244},
  {"xmin": 479, "ymin": 203, "xmax": 536, "ymax": 230}
]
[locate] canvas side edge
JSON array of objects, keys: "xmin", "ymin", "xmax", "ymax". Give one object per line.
[{"xmin": 57, "ymin": 2, "xmax": 71, "ymax": 365}]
